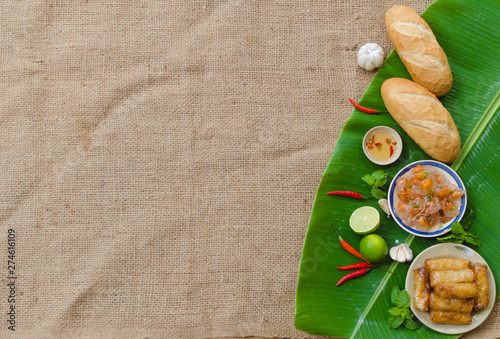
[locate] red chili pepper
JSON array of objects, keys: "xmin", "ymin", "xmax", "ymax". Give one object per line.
[
  {"xmin": 348, "ymin": 98, "xmax": 383, "ymax": 114},
  {"xmin": 392, "ymin": 141, "xmax": 397, "ymax": 145},
  {"xmin": 337, "ymin": 262, "xmax": 372, "ymax": 270},
  {"xmin": 365, "ymin": 143, "xmax": 374, "ymax": 149},
  {"xmin": 385, "ymin": 138, "xmax": 391, "ymax": 144},
  {"xmin": 331, "ymin": 223, "xmax": 369, "ymax": 262},
  {"xmin": 326, "ymin": 191, "xmax": 364, "ymax": 199},
  {"xmin": 336, "ymin": 268, "xmax": 370, "ymax": 286},
  {"xmin": 390, "ymin": 145, "xmax": 394, "ymax": 157},
  {"xmin": 374, "ymin": 143, "xmax": 382, "ymax": 146}
]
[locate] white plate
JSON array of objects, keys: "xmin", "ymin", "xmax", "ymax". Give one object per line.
[
  {"xmin": 388, "ymin": 160, "xmax": 467, "ymax": 238},
  {"xmin": 405, "ymin": 243, "xmax": 496, "ymax": 335}
]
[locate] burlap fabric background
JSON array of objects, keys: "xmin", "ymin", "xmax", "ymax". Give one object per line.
[{"xmin": 0, "ymin": 0, "xmax": 498, "ymax": 338}]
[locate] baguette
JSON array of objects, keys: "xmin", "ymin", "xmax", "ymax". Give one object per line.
[
  {"xmin": 385, "ymin": 5, "xmax": 452, "ymax": 97},
  {"xmin": 381, "ymin": 78, "xmax": 460, "ymax": 163}
]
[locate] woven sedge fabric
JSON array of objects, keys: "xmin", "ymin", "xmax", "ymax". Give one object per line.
[{"xmin": 0, "ymin": 0, "xmax": 497, "ymax": 338}]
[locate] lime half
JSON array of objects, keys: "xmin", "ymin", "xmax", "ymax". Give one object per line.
[{"xmin": 349, "ymin": 206, "xmax": 380, "ymax": 235}]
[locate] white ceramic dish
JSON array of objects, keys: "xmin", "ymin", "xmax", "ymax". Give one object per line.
[
  {"xmin": 388, "ymin": 160, "xmax": 467, "ymax": 238},
  {"xmin": 405, "ymin": 243, "xmax": 496, "ymax": 335},
  {"xmin": 362, "ymin": 126, "xmax": 402, "ymax": 165}
]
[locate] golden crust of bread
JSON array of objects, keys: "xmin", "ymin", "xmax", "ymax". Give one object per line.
[
  {"xmin": 385, "ymin": 5, "xmax": 453, "ymax": 97},
  {"xmin": 381, "ymin": 78, "xmax": 460, "ymax": 163}
]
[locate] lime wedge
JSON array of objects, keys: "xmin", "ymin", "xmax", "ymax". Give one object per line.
[{"xmin": 349, "ymin": 206, "xmax": 380, "ymax": 235}]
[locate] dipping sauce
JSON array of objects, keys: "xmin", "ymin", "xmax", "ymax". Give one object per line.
[
  {"xmin": 394, "ymin": 165, "xmax": 464, "ymax": 232},
  {"xmin": 365, "ymin": 129, "xmax": 398, "ymax": 162}
]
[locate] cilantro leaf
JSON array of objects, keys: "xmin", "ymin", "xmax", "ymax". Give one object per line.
[
  {"xmin": 387, "ymin": 315, "xmax": 404, "ymax": 329},
  {"xmin": 397, "ymin": 289, "xmax": 411, "ymax": 309},
  {"xmin": 449, "ymin": 237, "xmax": 464, "ymax": 244},
  {"xmin": 387, "ymin": 286, "xmax": 418, "ymax": 330},
  {"xmin": 371, "ymin": 186, "xmax": 387, "ymax": 199},
  {"xmin": 437, "ymin": 209, "xmax": 480, "ymax": 247},
  {"xmin": 472, "ymin": 238, "xmax": 481, "ymax": 247},
  {"xmin": 388, "ymin": 307, "xmax": 402, "ymax": 316},
  {"xmin": 391, "ymin": 286, "xmax": 399, "ymax": 305},
  {"xmin": 361, "ymin": 174, "xmax": 375, "ymax": 186},
  {"xmin": 463, "ymin": 234, "xmax": 481, "ymax": 247},
  {"xmin": 404, "ymin": 318, "xmax": 419, "ymax": 330},
  {"xmin": 436, "ymin": 234, "xmax": 456, "ymax": 242},
  {"xmin": 461, "ymin": 209, "xmax": 474, "ymax": 230},
  {"xmin": 437, "ymin": 231, "xmax": 464, "ymax": 244},
  {"xmin": 373, "ymin": 169, "xmax": 388, "ymax": 187},
  {"xmin": 451, "ymin": 222, "xmax": 465, "ymax": 235},
  {"xmin": 363, "ymin": 170, "xmax": 388, "ymax": 199},
  {"xmin": 401, "ymin": 308, "xmax": 413, "ymax": 320},
  {"xmin": 375, "ymin": 177, "xmax": 387, "ymax": 187},
  {"xmin": 371, "ymin": 170, "xmax": 387, "ymax": 181}
]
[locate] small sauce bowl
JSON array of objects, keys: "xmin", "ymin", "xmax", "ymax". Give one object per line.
[{"xmin": 362, "ymin": 126, "xmax": 402, "ymax": 165}]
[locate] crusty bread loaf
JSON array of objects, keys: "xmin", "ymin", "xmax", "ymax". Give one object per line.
[
  {"xmin": 381, "ymin": 78, "xmax": 460, "ymax": 163},
  {"xmin": 385, "ymin": 5, "xmax": 452, "ymax": 97}
]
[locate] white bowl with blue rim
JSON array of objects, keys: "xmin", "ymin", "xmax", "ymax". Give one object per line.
[{"xmin": 388, "ymin": 160, "xmax": 467, "ymax": 238}]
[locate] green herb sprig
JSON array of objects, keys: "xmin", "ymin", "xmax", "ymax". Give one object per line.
[
  {"xmin": 437, "ymin": 210, "xmax": 480, "ymax": 247},
  {"xmin": 361, "ymin": 170, "xmax": 388, "ymax": 199},
  {"xmin": 387, "ymin": 286, "xmax": 418, "ymax": 330}
]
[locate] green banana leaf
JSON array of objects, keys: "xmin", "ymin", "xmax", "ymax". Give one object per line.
[{"xmin": 295, "ymin": 0, "xmax": 500, "ymax": 338}]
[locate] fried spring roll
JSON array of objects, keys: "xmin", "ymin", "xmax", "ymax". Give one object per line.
[
  {"xmin": 429, "ymin": 269, "xmax": 474, "ymax": 288},
  {"xmin": 425, "ymin": 258, "xmax": 471, "ymax": 272},
  {"xmin": 413, "ymin": 267, "xmax": 430, "ymax": 311},
  {"xmin": 429, "ymin": 309, "xmax": 472, "ymax": 324},
  {"xmin": 429, "ymin": 292, "xmax": 473, "ymax": 312},
  {"xmin": 434, "ymin": 283, "xmax": 478, "ymax": 299},
  {"xmin": 472, "ymin": 263, "xmax": 489, "ymax": 310}
]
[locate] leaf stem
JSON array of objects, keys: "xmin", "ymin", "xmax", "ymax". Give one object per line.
[
  {"xmin": 452, "ymin": 89, "xmax": 500, "ymax": 171},
  {"xmin": 349, "ymin": 233, "xmax": 414, "ymax": 339}
]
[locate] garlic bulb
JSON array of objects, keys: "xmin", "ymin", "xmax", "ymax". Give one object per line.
[
  {"xmin": 378, "ymin": 199, "xmax": 390, "ymax": 217},
  {"xmin": 357, "ymin": 43, "xmax": 385, "ymax": 71},
  {"xmin": 390, "ymin": 244, "xmax": 413, "ymax": 263}
]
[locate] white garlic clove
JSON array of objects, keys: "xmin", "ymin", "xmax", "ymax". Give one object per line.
[
  {"xmin": 396, "ymin": 248, "xmax": 407, "ymax": 263},
  {"xmin": 389, "ymin": 244, "xmax": 413, "ymax": 263},
  {"xmin": 389, "ymin": 246, "xmax": 399, "ymax": 261},
  {"xmin": 357, "ymin": 55, "xmax": 367, "ymax": 68},
  {"xmin": 357, "ymin": 43, "xmax": 385, "ymax": 71},
  {"xmin": 378, "ymin": 199, "xmax": 390, "ymax": 217},
  {"xmin": 402, "ymin": 245, "xmax": 413, "ymax": 261}
]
